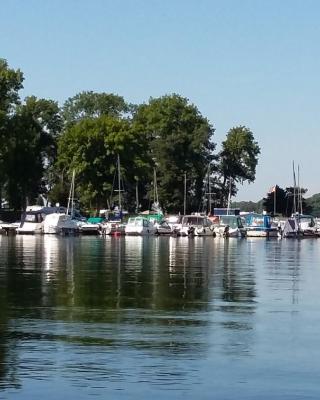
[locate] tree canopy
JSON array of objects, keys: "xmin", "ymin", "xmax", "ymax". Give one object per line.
[
  {"xmin": 132, "ymin": 94, "xmax": 215, "ymax": 212},
  {"xmin": 216, "ymin": 126, "xmax": 260, "ymax": 206},
  {"xmin": 54, "ymin": 115, "xmax": 150, "ymax": 211},
  {"xmin": 0, "ymin": 58, "xmax": 265, "ymax": 214},
  {"xmin": 63, "ymin": 91, "xmax": 130, "ymax": 126}
]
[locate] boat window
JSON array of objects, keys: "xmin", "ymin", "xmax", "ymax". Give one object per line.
[
  {"xmin": 143, "ymin": 219, "xmax": 149, "ymax": 227},
  {"xmin": 220, "ymin": 216, "xmax": 241, "ymax": 229},
  {"xmin": 204, "ymin": 218, "xmax": 212, "ymax": 227},
  {"xmin": 251, "ymin": 217, "xmax": 263, "ymax": 226},
  {"xmin": 24, "ymin": 214, "xmax": 37, "ymax": 223},
  {"xmin": 183, "ymin": 216, "xmax": 202, "ymax": 225},
  {"xmin": 237, "ymin": 217, "xmax": 244, "ymax": 228}
]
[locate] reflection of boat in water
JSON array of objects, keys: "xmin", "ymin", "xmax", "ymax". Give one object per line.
[
  {"xmin": 179, "ymin": 215, "xmax": 215, "ymax": 237},
  {"xmin": 213, "ymin": 215, "xmax": 246, "ymax": 238},
  {"xmin": 125, "ymin": 216, "xmax": 156, "ymax": 235},
  {"xmin": 244, "ymin": 213, "xmax": 279, "ymax": 238}
]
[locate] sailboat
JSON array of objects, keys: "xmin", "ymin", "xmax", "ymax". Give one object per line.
[
  {"xmin": 43, "ymin": 170, "xmax": 80, "ymax": 234},
  {"xmin": 101, "ymin": 154, "xmax": 126, "ymax": 235},
  {"xmin": 282, "ymin": 162, "xmax": 320, "ymax": 238}
]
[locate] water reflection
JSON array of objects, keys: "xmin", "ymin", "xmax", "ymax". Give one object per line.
[{"xmin": 1, "ymin": 235, "xmax": 320, "ymax": 398}]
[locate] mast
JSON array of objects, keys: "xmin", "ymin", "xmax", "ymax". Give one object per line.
[
  {"xmin": 135, "ymin": 180, "xmax": 139, "ymax": 213},
  {"xmin": 298, "ymin": 164, "xmax": 303, "ymax": 214},
  {"xmin": 184, "ymin": 172, "xmax": 187, "ymax": 215},
  {"xmin": 117, "ymin": 154, "xmax": 121, "ymax": 210},
  {"xmin": 208, "ymin": 165, "xmax": 212, "ymax": 215},
  {"xmin": 204, "ymin": 164, "xmax": 212, "ymax": 215},
  {"xmin": 153, "ymin": 168, "xmax": 159, "ymax": 204},
  {"xmin": 227, "ymin": 178, "xmax": 232, "ymax": 215},
  {"xmin": 67, "ymin": 169, "xmax": 75, "ymax": 217},
  {"xmin": 293, "ymin": 161, "xmax": 296, "ymax": 215}
]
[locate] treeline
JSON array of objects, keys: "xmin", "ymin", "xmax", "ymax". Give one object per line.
[
  {"xmin": 0, "ymin": 59, "xmax": 260, "ymax": 214},
  {"xmin": 233, "ymin": 187, "xmax": 319, "ymax": 216}
]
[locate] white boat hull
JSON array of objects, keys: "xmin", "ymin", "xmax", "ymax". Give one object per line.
[{"xmin": 246, "ymin": 229, "xmax": 279, "ymax": 237}]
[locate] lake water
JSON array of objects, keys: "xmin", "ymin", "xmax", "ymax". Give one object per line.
[{"xmin": 0, "ymin": 235, "xmax": 320, "ymax": 399}]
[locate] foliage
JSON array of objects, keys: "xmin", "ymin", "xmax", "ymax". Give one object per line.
[
  {"xmin": 306, "ymin": 193, "xmax": 320, "ymax": 217},
  {"xmin": 263, "ymin": 186, "xmax": 310, "ymax": 216},
  {"xmin": 132, "ymin": 94, "xmax": 215, "ymax": 212},
  {"xmin": 0, "ymin": 59, "xmax": 24, "ymax": 206},
  {"xmin": 63, "ymin": 91, "xmax": 130, "ymax": 126},
  {"xmin": 0, "ymin": 59, "xmax": 266, "ymax": 214},
  {"xmin": 0, "ymin": 58, "xmax": 24, "ymax": 114},
  {"xmin": 231, "ymin": 200, "xmax": 264, "ymax": 213},
  {"xmin": 216, "ymin": 126, "xmax": 260, "ymax": 206},
  {"xmin": 4, "ymin": 113, "xmax": 45, "ymax": 209},
  {"xmin": 54, "ymin": 115, "xmax": 150, "ymax": 211}
]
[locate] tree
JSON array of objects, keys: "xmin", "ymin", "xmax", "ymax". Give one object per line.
[
  {"xmin": 2, "ymin": 96, "xmax": 63, "ymax": 210},
  {"xmin": 4, "ymin": 113, "xmax": 45, "ymax": 210},
  {"xmin": 63, "ymin": 91, "xmax": 130, "ymax": 126},
  {"xmin": 0, "ymin": 59, "xmax": 24, "ymax": 207},
  {"xmin": 0, "ymin": 58, "xmax": 23, "ymax": 114},
  {"xmin": 53, "ymin": 115, "xmax": 150, "ymax": 212},
  {"xmin": 262, "ymin": 185, "xmax": 287, "ymax": 216},
  {"xmin": 132, "ymin": 94, "xmax": 215, "ymax": 212},
  {"xmin": 263, "ymin": 186, "xmax": 310, "ymax": 217},
  {"xmin": 217, "ymin": 126, "xmax": 260, "ymax": 206}
]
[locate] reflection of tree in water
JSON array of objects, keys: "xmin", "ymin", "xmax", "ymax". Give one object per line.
[
  {"xmin": 0, "ymin": 236, "xmax": 21, "ymax": 389},
  {"xmin": 264, "ymin": 239, "xmax": 301, "ymax": 305},
  {"xmin": 219, "ymin": 239, "xmax": 256, "ymax": 304},
  {"xmin": 0, "ymin": 235, "xmax": 261, "ymax": 392}
]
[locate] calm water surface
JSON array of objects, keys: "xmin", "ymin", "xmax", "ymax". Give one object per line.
[{"xmin": 0, "ymin": 235, "xmax": 320, "ymax": 399}]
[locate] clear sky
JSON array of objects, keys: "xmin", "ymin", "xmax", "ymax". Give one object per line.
[{"xmin": 1, "ymin": 0, "xmax": 319, "ymax": 201}]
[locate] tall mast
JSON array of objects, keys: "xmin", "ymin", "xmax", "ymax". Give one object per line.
[
  {"xmin": 135, "ymin": 180, "xmax": 139, "ymax": 213},
  {"xmin": 71, "ymin": 169, "xmax": 75, "ymax": 217},
  {"xmin": 208, "ymin": 165, "xmax": 212, "ymax": 215},
  {"xmin": 117, "ymin": 154, "xmax": 121, "ymax": 210},
  {"xmin": 67, "ymin": 169, "xmax": 75, "ymax": 216},
  {"xmin": 183, "ymin": 172, "xmax": 187, "ymax": 215},
  {"xmin": 153, "ymin": 168, "xmax": 158, "ymax": 204},
  {"xmin": 298, "ymin": 164, "xmax": 303, "ymax": 214},
  {"xmin": 293, "ymin": 161, "xmax": 296, "ymax": 214},
  {"xmin": 227, "ymin": 178, "xmax": 232, "ymax": 215}
]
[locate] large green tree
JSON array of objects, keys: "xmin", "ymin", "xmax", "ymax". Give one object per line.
[
  {"xmin": 0, "ymin": 59, "xmax": 23, "ymax": 115},
  {"xmin": 0, "ymin": 59, "xmax": 24, "ymax": 207},
  {"xmin": 54, "ymin": 115, "xmax": 150, "ymax": 212},
  {"xmin": 263, "ymin": 186, "xmax": 310, "ymax": 217},
  {"xmin": 5, "ymin": 112, "xmax": 44, "ymax": 210},
  {"xmin": 4, "ymin": 97, "xmax": 63, "ymax": 210},
  {"xmin": 132, "ymin": 94, "xmax": 215, "ymax": 213},
  {"xmin": 217, "ymin": 126, "xmax": 260, "ymax": 206},
  {"xmin": 63, "ymin": 91, "xmax": 130, "ymax": 126}
]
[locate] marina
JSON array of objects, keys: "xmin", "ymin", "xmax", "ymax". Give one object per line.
[{"xmin": 1, "ymin": 235, "xmax": 320, "ymax": 399}]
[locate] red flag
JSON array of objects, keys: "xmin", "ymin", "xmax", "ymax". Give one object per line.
[{"xmin": 268, "ymin": 186, "xmax": 276, "ymax": 193}]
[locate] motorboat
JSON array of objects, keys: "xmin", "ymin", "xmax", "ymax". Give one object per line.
[
  {"xmin": 101, "ymin": 220, "xmax": 126, "ymax": 236},
  {"xmin": 244, "ymin": 213, "xmax": 279, "ymax": 238},
  {"xmin": 167, "ymin": 215, "xmax": 183, "ymax": 234},
  {"xmin": 43, "ymin": 213, "xmax": 79, "ymax": 235},
  {"xmin": 154, "ymin": 220, "xmax": 172, "ymax": 235},
  {"xmin": 213, "ymin": 215, "xmax": 246, "ymax": 237},
  {"xmin": 16, "ymin": 205, "xmax": 66, "ymax": 234},
  {"xmin": 179, "ymin": 215, "xmax": 215, "ymax": 236},
  {"xmin": 282, "ymin": 214, "xmax": 320, "ymax": 238},
  {"xmin": 125, "ymin": 216, "xmax": 156, "ymax": 235},
  {"xmin": 80, "ymin": 217, "xmax": 104, "ymax": 235},
  {"xmin": 101, "ymin": 210, "xmax": 126, "ymax": 236}
]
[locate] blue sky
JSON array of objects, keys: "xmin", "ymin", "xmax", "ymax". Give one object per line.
[{"xmin": 1, "ymin": 0, "xmax": 320, "ymax": 201}]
